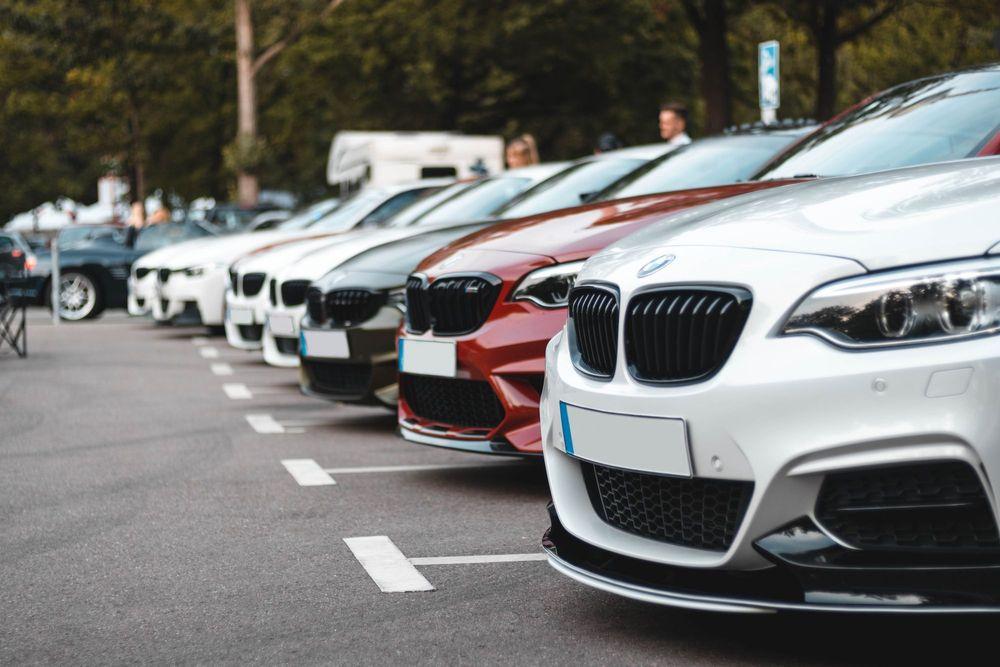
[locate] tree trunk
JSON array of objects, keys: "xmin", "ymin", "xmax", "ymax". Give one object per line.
[
  {"xmin": 697, "ymin": 0, "xmax": 732, "ymax": 134},
  {"xmin": 235, "ymin": 0, "xmax": 259, "ymax": 207},
  {"xmin": 814, "ymin": 2, "xmax": 840, "ymax": 121}
]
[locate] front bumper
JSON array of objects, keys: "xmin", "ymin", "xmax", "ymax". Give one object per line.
[
  {"xmin": 397, "ymin": 301, "xmax": 566, "ymax": 455},
  {"xmin": 127, "ymin": 273, "xmax": 156, "ymax": 316},
  {"xmin": 298, "ymin": 306, "xmax": 400, "ymax": 406},
  {"xmin": 224, "ymin": 288, "xmax": 270, "ymax": 350},
  {"xmin": 541, "ymin": 246, "xmax": 1000, "ymax": 611},
  {"xmin": 262, "ymin": 305, "xmax": 305, "ymax": 368},
  {"xmin": 155, "ymin": 268, "xmax": 227, "ymax": 326}
]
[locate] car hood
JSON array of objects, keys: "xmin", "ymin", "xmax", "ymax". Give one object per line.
[
  {"xmin": 416, "ymin": 182, "xmax": 796, "ymax": 269},
  {"xmin": 600, "ymin": 157, "xmax": 1000, "ymax": 271},
  {"xmin": 160, "ymin": 229, "xmax": 337, "ymax": 269}
]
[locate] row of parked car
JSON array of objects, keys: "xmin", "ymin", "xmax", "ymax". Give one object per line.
[{"xmin": 133, "ymin": 64, "xmax": 1000, "ymax": 613}]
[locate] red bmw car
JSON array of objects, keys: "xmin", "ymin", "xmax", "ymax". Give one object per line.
[{"xmin": 398, "ymin": 66, "xmax": 1000, "ymax": 456}]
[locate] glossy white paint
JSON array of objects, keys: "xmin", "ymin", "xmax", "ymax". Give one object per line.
[{"xmin": 542, "ymin": 158, "xmax": 1000, "ymax": 598}]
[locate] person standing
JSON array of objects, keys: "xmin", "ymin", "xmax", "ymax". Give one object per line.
[
  {"xmin": 659, "ymin": 101, "xmax": 691, "ymax": 146},
  {"xmin": 505, "ymin": 134, "xmax": 540, "ymax": 168}
]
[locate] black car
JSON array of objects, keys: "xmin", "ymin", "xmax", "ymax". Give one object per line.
[
  {"xmin": 31, "ymin": 222, "xmax": 216, "ymax": 320},
  {"xmin": 0, "ymin": 231, "xmax": 34, "ymax": 279}
]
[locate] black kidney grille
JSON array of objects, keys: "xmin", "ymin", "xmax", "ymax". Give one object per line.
[
  {"xmin": 569, "ymin": 286, "xmax": 619, "ymax": 377},
  {"xmin": 426, "ymin": 275, "xmax": 500, "ymax": 335},
  {"xmin": 625, "ymin": 288, "xmax": 750, "ymax": 383},
  {"xmin": 405, "ymin": 275, "xmax": 430, "ymax": 332},
  {"xmin": 136, "ymin": 268, "xmax": 152, "ymax": 279},
  {"xmin": 306, "ymin": 287, "xmax": 325, "ymax": 324},
  {"xmin": 582, "ymin": 461, "xmax": 753, "ymax": 552},
  {"xmin": 268, "ymin": 278, "xmax": 277, "ymax": 306},
  {"xmin": 325, "ymin": 289, "xmax": 384, "ymax": 327},
  {"xmin": 400, "ymin": 374, "xmax": 505, "ymax": 428},
  {"xmin": 816, "ymin": 462, "xmax": 1000, "ymax": 552},
  {"xmin": 242, "ymin": 272, "xmax": 266, "ymax": 297},
  {"xmin": 228, "ymin": 268, "xmax": 238, "ymax": 292},
  {"xmin": 158, "ymin": 268, "xmax": 171, "ymax": 284},
  {"xmin": 280, "ymin": 280, "xmax": 310, "ymax": 307}
]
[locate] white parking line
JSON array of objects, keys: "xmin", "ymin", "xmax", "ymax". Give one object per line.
[
  {"xmin": 246, "ymin": 414, "xmax": 285, "ymax": 434},
  {"xmin": 191, "ymin": 336, "xmax": 210, "ymax": 346},
  {"xmin": 344, "ymin": 536, "xmax": 435, "ymax": 592},
  {"xmin": 199, "ymin": 347, "xmax": 220, "ymax": 359},
  {"xmin": 408, "ymin": 553, "xmax": 547, "ymax": 565},
  {"xmin": 323, "ymin": 462, "xmax": 521, "ymax": 475},
  {"xmin": 223, "ymin": 383, "xmax": 253, "ymax": 400},
  {"xmin": 282, "ymin": 459, "xmax": 336, "ymax": 486},
  {"xmin": 211, "ymin": 363, "xmax": 234, "ymax": 376}
]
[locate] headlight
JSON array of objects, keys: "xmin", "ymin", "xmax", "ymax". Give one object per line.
[
  {"xmin": 510, "ymin": 261, "xmax": 585, "ymax": 309},
  {"xmin": 387, "ymin": 286, "xmax": 406, "ymax": 313},
  {"xmin": 783, "ymin": 258, "xmax": 1000, "ymax": 348}
]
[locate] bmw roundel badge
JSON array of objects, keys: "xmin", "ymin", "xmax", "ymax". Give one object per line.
[{"xmin": 637, "ymin": 254, "xmax": 676, "ymax": 278}]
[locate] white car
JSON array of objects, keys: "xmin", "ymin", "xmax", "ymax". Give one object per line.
[
  {"xmin": 541, "ymin": 156, "xmax": 1000, "ymax": 613},
  {"xmin": 224, "ymin": 182, "xmax": 479, "ymax": 350},
  {"xmin": 261, "ymin": 163, "xmax": 570, "ymax": 367},
  {"xmin": 152, "ymin": 182, "xmax": 447, "ymax": 327}
]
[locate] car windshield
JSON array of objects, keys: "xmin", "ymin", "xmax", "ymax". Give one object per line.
[
  {"xmin": 494, "ymin": 158, "xmax": 647, "ymax": 218},
  {"xmin": 134, "ymin": 223, "xmax": 212, "ymax": 252},
  {"xmin": 595, "ymin": 133, "xmax": 806, "ymax": 200},
  {"xmin": 757, "ymin": 69, "xmax": 1000, "ymax": 179},
  {"xmin": 277, "ymin": 199, "xmax": 342, "ymax": 231},
  {"xmin": 414, "ymin": 176, "xmax": 533, "ymax": 226},
  {"xmin": 308, "ymin": 190, "xmax": 386, "ymax": 232},
  {"xmin": 387, "ymin": 181, "xmax": 478, "ymax": 227},
  {"xmin": 58, "ymin": 227, "xmax": 123, "ymax": 249}
]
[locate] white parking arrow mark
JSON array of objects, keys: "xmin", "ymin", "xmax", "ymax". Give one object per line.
[
  {"xmin": 199, "ymin": 347, "xmax": 219, "ymax": 359},
  {"xmin": 282, "ymin": 459, "xmax": 336, "ymax": 486},
  {"xmin": 223, "ymin": 383, "xmax": 253, "ymax": 400},
  {"xmin": 246, "ymin": 414, "xmax": 285, "ymax": 434},
  {"xmin": 211, "ymin": 363, "xmax": 234, "ymax": 376},
  {"xmin": 344, "ymin": 536, "xmax": 434, "ymax": 593}
]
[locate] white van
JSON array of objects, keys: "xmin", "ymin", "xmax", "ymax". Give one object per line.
[{"xmin": 326, "ymin": 131, "xmax": 504, "ymax": 192}]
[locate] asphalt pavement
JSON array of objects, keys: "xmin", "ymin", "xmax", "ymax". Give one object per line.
[{"xmin": 1, "ymin": 310, "xmax": 995, "ymax": 664}]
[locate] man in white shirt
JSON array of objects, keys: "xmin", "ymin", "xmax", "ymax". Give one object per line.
[{"xmin": 659, "ymin": 101, "xmax": 691, "ymax": 147}]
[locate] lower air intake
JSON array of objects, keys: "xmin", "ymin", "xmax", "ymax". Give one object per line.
[
  {"xmin": 400, "ymin": 374, "xmax": 504, "ymax": 428},
  {"xmin": 305, "ymin": 360, "xmax": 372, "ymax": 396},
  {"xmin": 816, "ymin": 461, "xmax": 1000, "ymax": 552},
  {"xmin": 581, "ymin": 461, "xmax": 753, "ymax": 552}
]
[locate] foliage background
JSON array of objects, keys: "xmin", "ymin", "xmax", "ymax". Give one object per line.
[{"xmin": 1, "ymin": 0, "xmax": 997, "ymax": 221}]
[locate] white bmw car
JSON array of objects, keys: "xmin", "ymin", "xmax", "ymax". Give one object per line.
[
  {"xmin": 153, "ymin": 181, "xmax": 447, "ymax": 327},
  {"xmin": 541, "ymin": 156, "xmax": 1000, "ymax": 613}
]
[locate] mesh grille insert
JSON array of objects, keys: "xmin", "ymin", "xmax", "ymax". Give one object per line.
[
  {"xmin": 400, "ymin": 374, "xmax": 504, "ymax": 428},
  {"xmin": 816, "ymin": 462, "xmax": 1000, "ymax": 552},
  {"xmin": 582, "ymin": 461, "xmax": 753, "ymax": 552}
]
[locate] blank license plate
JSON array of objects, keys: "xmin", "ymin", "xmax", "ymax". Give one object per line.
[
  {"xmin": 559, "ymin": 403, "xmax": 691, "ymax": 477},
  {"xmin": 268, "ymin": 314, "xmax": 295, "ymax": 336},
  {"xmin": 398, "ymin": 339, "xmax": 456, "ymax": 378},
  {"xmin": 301, "ymin": 329, "xmax": 349, "ymax": 359},
  {"xmin": 229, "ymin": 307, "xmax": 254, "ymax": 325}
]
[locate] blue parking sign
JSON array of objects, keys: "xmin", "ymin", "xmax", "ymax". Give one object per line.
[{"xmin": 758, "ymin": 40, "xmax": 780, "ymax": 111}]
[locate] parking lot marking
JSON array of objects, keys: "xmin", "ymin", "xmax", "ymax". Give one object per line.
[
  {"xmin": 199, "ymin": 347, "xmax": 220, "ymax": 359},
  {"xmin": 323, "ymin": 462, "xmax": 522, "ymax": 476},
  {"xmin": 223, "ymin": 383, "xmax": 253, "ymax": 400},
  {"xmin": 344, "ymin": 536, "xmax": 434, "ymax": 592},
  {"xmin": 246, "ymin": 414, "xmax": 285, "ymax": 434},
  {"xmin": 282, "ymin": 459, "xmax": 336, "ymax": 486},
  {"xmin": 191, "ymin": 336, "xmax": 209, "ymax": 346},
  {"xmin": 408, "ymin": 553, "xmax": 548, "ymax": 565},
  {"xmin": 211, "ymin": 363, "xmax": 234, "ymax": 376}
]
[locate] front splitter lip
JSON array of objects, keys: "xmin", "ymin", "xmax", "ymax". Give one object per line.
[
  {"xmin": 544, "ymin": 546, "xmax": 1000, "ymax": 614},
  {"xmin": 399, "ymin": 424, "xmax": 540, "ymax": 458}
]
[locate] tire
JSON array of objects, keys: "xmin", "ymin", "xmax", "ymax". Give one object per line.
[{"xmin": 57, "ymin": 271, "xmax": 104, "ymax": 321}]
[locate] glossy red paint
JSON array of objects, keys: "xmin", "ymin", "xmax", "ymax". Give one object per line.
[{"xmin": 398, "ymin": 180, "xmax": 798, "ymax": 454}]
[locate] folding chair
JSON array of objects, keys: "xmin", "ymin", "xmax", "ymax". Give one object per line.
[{"xmin": 0, "ymin": 277, "xmax": 29, "ymax": 358}]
